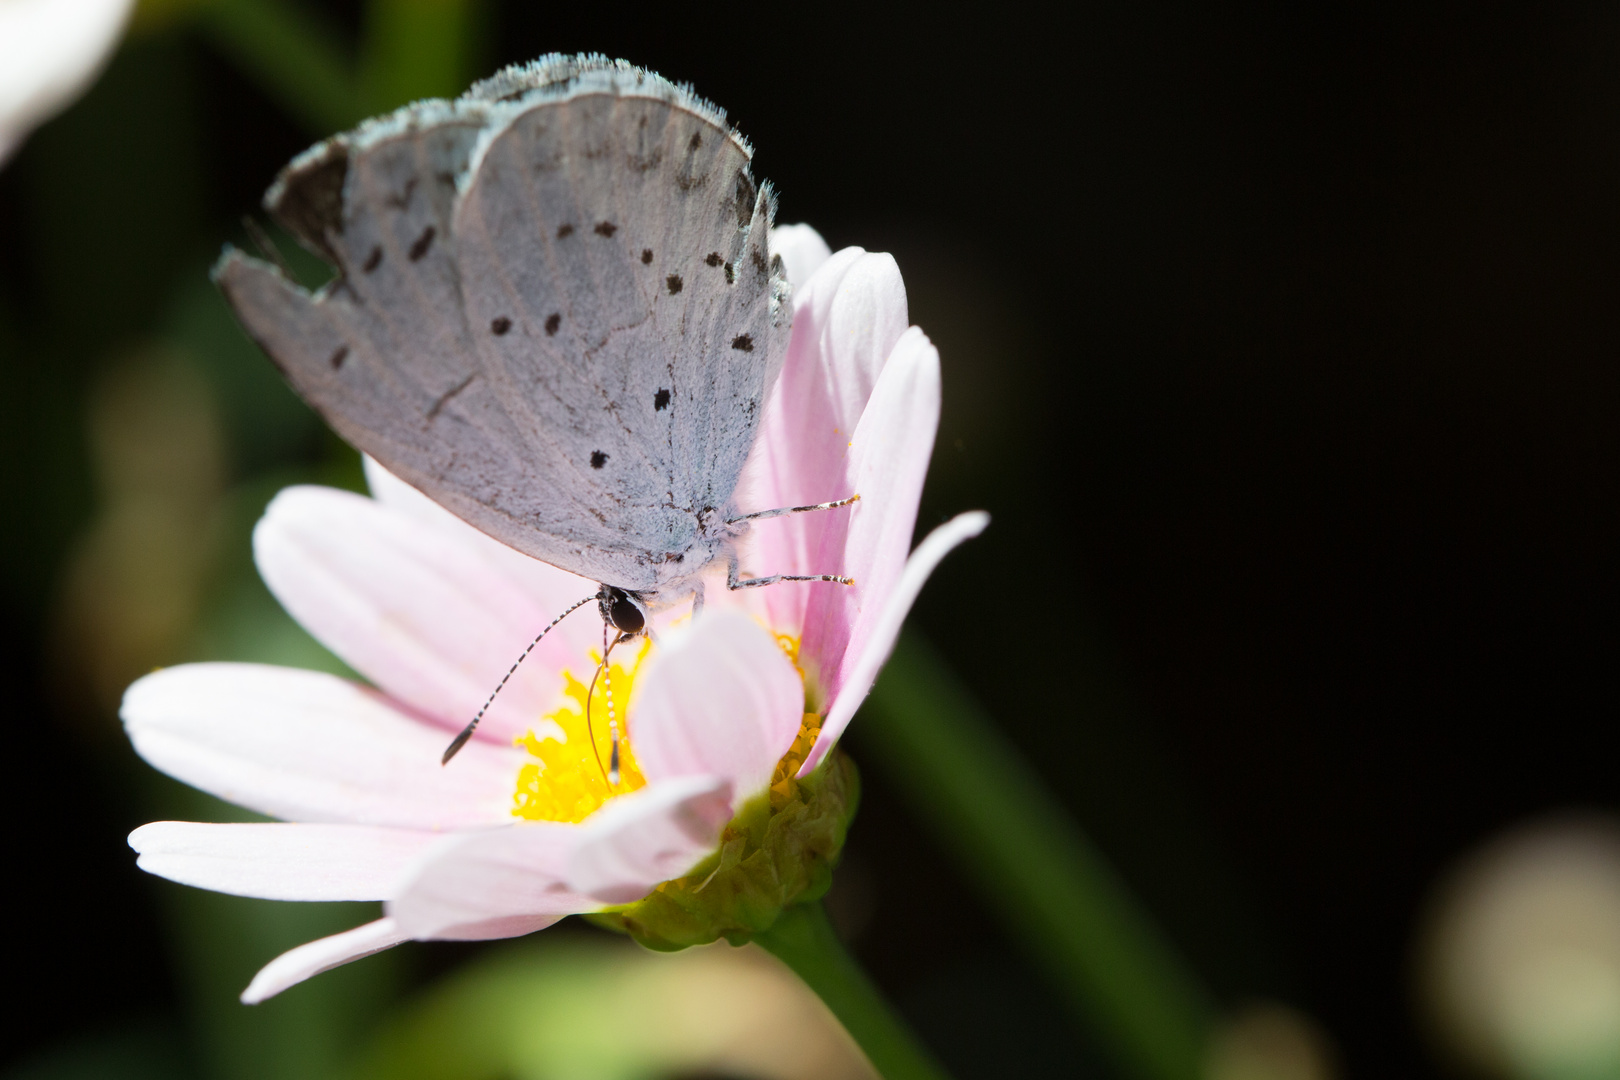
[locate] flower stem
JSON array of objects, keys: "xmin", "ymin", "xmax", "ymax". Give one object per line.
[
  {"xmin": 858, "ymin": 632, "xmax": 1217, "ymax": 1080},
  {"xmin": 756, "ymin": 902, "xmax": 951, "ymax": 1080},
  {"xmin": 200, "ymin": 0, "xmax": 364, "ymax": 134},
  {"xmin": 197, "ymin": 0, "xmax": 484, "ymax": 136},
  {"xmin": 358, "ymin": 0, "xmax": 482, "ymax": 113}
]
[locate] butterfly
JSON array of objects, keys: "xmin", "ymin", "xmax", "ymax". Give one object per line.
[{"xmin": 214, "ymin": 55, "xmax": 855, "ymax": 760}]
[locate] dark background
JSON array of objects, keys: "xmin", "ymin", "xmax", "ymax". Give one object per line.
[{"xmin": 3, "ymin": 4, "xmax": 1618, "ymax": 1078}]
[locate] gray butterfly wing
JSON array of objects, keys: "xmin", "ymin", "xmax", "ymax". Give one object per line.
[
  {"xmin": 215, "ymin": 58, "xmax": 790, "ymax": 592},
  {"xmin": 451, "ymin": 76, "xmax": 788, "ymax": 591},
  {"xmin": 214, "ymin": 97, "xmax": 545, "ymax": 562}
]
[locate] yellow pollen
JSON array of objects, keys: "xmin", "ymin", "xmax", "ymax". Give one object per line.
[
  {"xmin": 763, "ymin": 634, "xmax": 822, "ymax": 809},
  {"xmin": 511, "ymin": 640, "xmax": 650, "ymax": 823},
  {"xmin": 510, "ymin": 631, "xmax": 824, "ymax": 824},
  {"xmin": 769, "ymin": 712, "xmax": 824, "ymax": 810}
]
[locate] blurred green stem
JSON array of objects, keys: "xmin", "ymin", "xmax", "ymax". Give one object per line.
[
  {"xmin": 859, "ymin": 632, "xmax": 1217, "ymax": 1080},
  {"xmin": 360, "ymin": 0, "xmax": 480, "ymax": 112},
  {"xmin": 757, "ymin": 902, "xmax": 951, "ymax": 1080},
  {"xmin": 198, "ymin": 0, "xmax": 483, "ymax": 139},
  {"xmin": 200, "ymin": 0, "xmax": 363, "ymax": 134}
]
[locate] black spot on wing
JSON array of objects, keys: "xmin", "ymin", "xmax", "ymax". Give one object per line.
[
  {"xmin": 491, "ymin": 317, "xmax": 511, "ymax": 335},
  {"xmin": 666, "ymin": 274, "xmax": 682, "ymax": 295},
  {"xmin": 362, "ymin": 246, "xmax": 382, "ymax": 273},
  {"xmin": 545, "ymin": 313, "xmax": 561, "ymax": 336},
  {"xmin": 688, "ymin": 133, "xmax": 702, "ymax": 150},
  {"xmin": 408, "ymin": 225, "xmax": 436, "ymax": 261},
  {"xmin": 704, "ymin": 250, "xmax": 734, "ymax": 283},
  {"xmin": 731, "ymin": 334, "xmax": 754, "ymax": 352},
  {"xmin": 654, "ymin": 388, "xmax": 670, "ymax": 411},
  {"xmin": 557, "ymin": 223, "xmax": 574, "ymax": 239},
  {"xmin": 641, "ymin": 248, "xmax": 653, "ymax": 264},
  {"xmin": 329, "ymin": 345, "xmax": 348, "ymax": 369},
  {"xmin": 590, "ymin": 450, "xmax": 608, "ymax": 469},
  {"xmin": 594, "ymin": 221, "xmax": 618, "ymax": 237}
]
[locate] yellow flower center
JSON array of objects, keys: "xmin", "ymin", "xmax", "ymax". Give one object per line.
[
  {"xmin": 511, "ymin": 639, "xmax": 650, "ymax": 823},
  {"xmin": 510, "ymin": 632, "xmax": 823, "ymax": 824}
]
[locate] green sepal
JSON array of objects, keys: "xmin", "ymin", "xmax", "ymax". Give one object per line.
[{"xmin": 586, "ymin": 748, "xmax": 860, "ymax": 950}]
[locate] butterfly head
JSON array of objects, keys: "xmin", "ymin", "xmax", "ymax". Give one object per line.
[{"xmin": 598, "ymin": 585, "xmax": 648, "ymax": 638}]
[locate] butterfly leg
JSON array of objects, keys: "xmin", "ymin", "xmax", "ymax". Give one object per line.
[
  {"xmin": 725, "ymin": 494, "xmax": 858, "ymax": 524},
  {"xmin": 725, "ymin": 550, "xmax": 854, "ymax": 591}
]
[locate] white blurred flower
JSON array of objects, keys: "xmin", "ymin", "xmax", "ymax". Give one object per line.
[
  {"xmin": 1419, "ymin": 815, "xmax": 1620, "ymax": 1080},
  {"xmin": 0, "ymin": 0, "xmax": 134, "ymax": 163},
  {"xmin": 1206, "ymin": 1002, "xmax": 1338, "ymax": 1080}
]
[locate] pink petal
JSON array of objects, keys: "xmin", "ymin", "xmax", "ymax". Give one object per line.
[
  {"xmin": 743, "ymin": 248, "xmax": 909, "ymax": 506},
  {"xmin": 818, "ymin": 253, "xmax": 912, "ymax": 422},
  {"xmin": 364, "ymin": 463, "xmax": 597, "ymax": 643},
  {"xmin": 254, "ymin": 485, "xmax": 601, "ymax": 748},
  {"xmin": 387, "ymin": 821, "xmax": 594, "ymax": 940},
  {"xmin": 362, "ymin": 454, "xmax": 462, "ymax": 525},
  {"xmin": 735, "ymin": 249, "xmax": 911, "ymax": 646},
  {"xmin": 798, "ymin": 328, "xmax": 941, "ymax": 699},
  {"xmin": 769, "ymin": 223, "xmax": 832, "ymax": 288},
  {"xmin": 122, "ymin": 663, "xmax": 521, "ymax": 828},
  {"xmin": 129, "ymin": 821, "xmax": 441, "ymax": 901},
  {"xmin": 800, "ymin": 510, "xmax": 990, "ymax": 776},
  {"xmin": 566, "ymin": 775, "xmax": 734, "ymax": 904},
  {"xmin": 630, "ymin": 612, "xmax": 804, "ymax": 796},
  {"xmin": 240, "ymin": 917, "xmax": 409, "ymax": 1004},
  {"xmin": 427, "ymin": 913, "xmax": 564, "ymax": 941}
]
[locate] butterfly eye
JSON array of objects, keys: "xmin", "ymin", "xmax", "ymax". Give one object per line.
[{"xmin": 606, "ymin": 589, "xmax": 645, "ymax": 635}]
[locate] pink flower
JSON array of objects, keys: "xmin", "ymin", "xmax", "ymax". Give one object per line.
[{"xmin": 124, "ymin": 227, "xmax": 987, "ymax": 1002}]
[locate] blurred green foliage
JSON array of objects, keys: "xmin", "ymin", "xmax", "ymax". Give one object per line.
[{"xmin": 863, "ymin": 635, "xmax": 1217, "ymax": 1080}]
